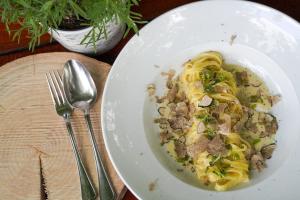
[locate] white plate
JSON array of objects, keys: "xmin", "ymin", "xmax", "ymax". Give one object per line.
[{"xmin": 101, "ymin": 1, "xmax": 300, "ymax": 199}]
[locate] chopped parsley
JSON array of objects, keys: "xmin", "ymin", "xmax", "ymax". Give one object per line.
[
  {"xmin": 231, "ymin": 152, "xmax": 240, "ymax": 161},
  {"xmin": 188, "ymin": 159, "xmax": 194, "ymax": 165},
  {"xmin": 210, "ymin": 154, "xmax": 221, "ymax": 166},
  {"xmin": 195, "ymin": 114, "xmax": 216, "ymax": 124},
  {"xmin": 225, "ymin": 144, "xmax": 232, "ymax": 150},
  {"xmin": 204, "ymin": 83, "xmax": 215, "ymax": 93},
  {"xmin": 200, "ymin": 69, "xmax": 229, "ymax": 93},
  {"xmin": 250, "ymin": 95, "xmax": 263, "ymax": 103},
  {"xmin": 205, "ymin": 127, "xmax": 216, "ymax": 140},
  {"xmin": 176, "ymin": 155, "xmax": 190, "ymax": 163},
  {"xmin": 250, "ymin": 103, "xmax": 257, "ymax": 109},
  {"xmin": 213, "ymin": 168, "xmax": 226, "ymax": 178},
  {"xmin": 252, "ymin": 138, "xmax": 261, "ymax": 145},
  {"xmin": 200, "ymin": 69, "xmax": 218, "ymax": 93},
  {"xmin": 215, "ymin": 73, "xmax": 226, "ymax": 82},
  {"xmin": 201, "ymin": 69, "xmax": 214, "ymax": 81}
]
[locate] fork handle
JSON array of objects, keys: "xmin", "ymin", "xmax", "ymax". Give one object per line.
[
  {"xmin": 84, "ymin": 113, "xmax": 116, "ymax": 200},
  {"xmin": 65, "ymin": 120, "xmax": 97, "ymax": 200}
]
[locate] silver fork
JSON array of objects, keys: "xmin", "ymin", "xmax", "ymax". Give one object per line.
[{"xmin": 46, "ymin": 70, "xmax": 96, "ymax": 200}]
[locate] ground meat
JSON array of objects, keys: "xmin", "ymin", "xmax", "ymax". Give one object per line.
[
  {"xmin": 245, "ymin": 147, "xmax": 255, "ymax": 160},
  {"xmin": 207, "ymin": 134, "xmax": 227, "ymax": 156},
  {"xmin": 175, "ymin": 102, "xmax": 189, "ymax": 117},
  {"xmin": 158, "ymin": 107, "xmax": 167, "ymax": 116},
  {"xmin": 189, "ymin": 103, "xmax": 196, "ymax": 116},
  {"xmin": 174, "ymin": 140, "xmax": 187, "ymax": 158},
  {"xmin": 147, "ymin": 84, "xmax": 156, "ymax": 96},
  {"xmin": 176, "ymin": 91, "xmax": 187, "ymax": 102},
  {"xmin": 167, "ymin": 83, "xmax": 178, "ymax": 102},
  {"xmin": 154, "ymin": 117, "xmax": 170, "ymax": 130},
  {"xmin": 159, "ymin": 123, "xmax": 168, "ymax": 130},
  {"xmin": 233, "ymin": 107, "xmax": 251, "ymax": 132},
  {"xmin": 211, "ymin": 103, "xmax": 228, "ymax": 120},
  {"xmin": 155, "ymin": 96, "xmax": 166, "ymax": 103},
  {"xmin": 260, "ymin": 123, "xmax": 277, "ymax": 138},
  {"xmin": 168, "ymin": 102, "xmax": 176, "ymax": 111},
  {"xmin": 235, "ymin": 71, "xmax": 249, "ymax": 86},
  {"xmin": 160, "ymin": 131, "xmax": 172, "ymax": 144},
  {"xmin": 162, "ymin": 69, "xmax": 176, "ymax": 81},
  {"xmin": 250, "ymin": 153, "xmax": 265, "ymax": 171},
  {"xmin": 245, "ymin": 121, "xmax": 258, "ymax": 132},
  {"xmin": 265, "ymin": 117, "xmax": 278, "ymax": 134},
  {"xmin": 154, "ymin": 118, "xmax": 169, "ymax": 124},
  {"xmin": 258, "ymin": 114, "xmax": 278, "ymax": 137},
  {"xmin": 186, "ymin": 135, "xmax": 210, "ymax": 158},
  {"xmin": 168, "ymin": 116, "xmax": 189, "ymax": 130},
  {"xmin": 166, "ymin": 79, "xmax": 173, "ymax": 89}
]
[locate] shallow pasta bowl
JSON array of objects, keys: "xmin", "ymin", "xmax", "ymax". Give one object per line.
[{"xmin": 101, "ymin": 1, "xmax": 300, "ymax": 199}]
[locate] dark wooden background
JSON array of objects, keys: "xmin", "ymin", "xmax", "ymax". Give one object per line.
[{"xmin": 0, "ymin": 0, "xmax": 299, "ymax": 199}]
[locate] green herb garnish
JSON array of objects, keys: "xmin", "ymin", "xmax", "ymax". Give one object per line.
[
  {"xmin": 210, "ymin": 154, "xmax": 221, "ymax": 166},
  {"xmin": 231, "ymin": 152, "xmax": 240, "ymax": 161},
  {"xmin": 201, "ymin": 69, "xmax": 218, "ymax": 93},
  {"xmin": 196, "ymin": 114, "xmax": 215, "ymax": 124},
  {"xmin": 252, "ymin": 138, "xmax": 261, "ymax": 145},
  {"xmin": 215, "ymin": 73, "xmax": 225, "ymax": 82},
  {"xmin": 205, "ymin": 128, "xmax": 216, "ymax": 140},
  {"xmin": 213, "ymin": 169, "xmax": 226, "ymax": 178},
  {"xmin": 188, "ymin": 159, "xmax": 194, "ymax": 165},
  {"xmin": 176, "ymin": 155, "xmax": 190, "ymax": 163},
  {"xmin": 250, "ymin": 95, "xmax": 263, "ymax": 103},
  {"xmin": 204, "ymin": 83, "xmax": 215, "ymax": 93},
  {"xmin": 250, "ymin": 103, "xmax": 257, "ymax": 109}
]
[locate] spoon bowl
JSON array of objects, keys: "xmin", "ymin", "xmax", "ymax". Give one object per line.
[{"xmin": 63, "ymin": 59, "xmax": 97, "ymax": 112}]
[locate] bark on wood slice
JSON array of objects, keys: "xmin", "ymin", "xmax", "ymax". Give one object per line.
[{"xmin": 0, "ymin": 52, "xmax": 126, "ymax": 200}]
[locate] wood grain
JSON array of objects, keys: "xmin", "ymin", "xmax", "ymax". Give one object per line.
[{"xmin": 0, "ymin": 52, "xmax": 125, "ymax": 200}]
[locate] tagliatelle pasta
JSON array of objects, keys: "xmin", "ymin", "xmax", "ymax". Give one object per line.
[{"xmin": 153, "ymin": 51, "xmax": 280, "ymax": 191}]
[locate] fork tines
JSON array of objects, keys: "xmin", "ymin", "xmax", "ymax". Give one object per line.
[{"xmin": 46, "ymin": 70, "xmax": 65, "ymax": 106}]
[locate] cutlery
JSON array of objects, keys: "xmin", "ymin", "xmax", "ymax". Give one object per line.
[
  {"xmin": 63, "ymin": 60, "xmax": 116, "ymax": 200},
  {"xmin": 46, "ymin": 70, "xmax": 96, "ymax": 200}
]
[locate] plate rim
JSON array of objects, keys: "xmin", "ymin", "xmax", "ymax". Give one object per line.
[{"xmin": 101, "ymin": 1, "xmax": 300, "ymax": 199}]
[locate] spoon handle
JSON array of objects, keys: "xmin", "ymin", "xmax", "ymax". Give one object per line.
[
  {"xmin": 65, "ymin": 120, "xmax": 96, "ymax": 200},
  {"xmin": 84, "ymin": 113, "xmax": 116, "ymax": 200}
]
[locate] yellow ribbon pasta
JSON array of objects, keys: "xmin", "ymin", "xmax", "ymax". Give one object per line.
[{"xmin": 180, "ymin": 52, "xmax": 250, "ymax": 191}]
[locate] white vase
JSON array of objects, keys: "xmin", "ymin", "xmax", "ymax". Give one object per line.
[{"xmin": 50, "ymin": 20, "xmax": 125, "ymax": 54}]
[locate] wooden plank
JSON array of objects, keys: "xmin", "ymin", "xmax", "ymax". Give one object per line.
[{"xmin": 0, "ymin": 52, "xmax": 125, "ymax": 200}]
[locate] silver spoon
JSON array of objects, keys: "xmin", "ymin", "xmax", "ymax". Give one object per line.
[{"xmin": 63, "ymin": 59, "xmax": 116, "ymax": 200}]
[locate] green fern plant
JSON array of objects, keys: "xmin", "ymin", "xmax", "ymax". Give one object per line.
[{"xmin": 0, "ymin": 0, "xmax": 144, "ymax": 50}]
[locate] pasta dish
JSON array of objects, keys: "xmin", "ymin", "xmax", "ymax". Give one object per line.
[{"xmin": 152, "ymin": 51, "xmax": 280, "ymax": 191}]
